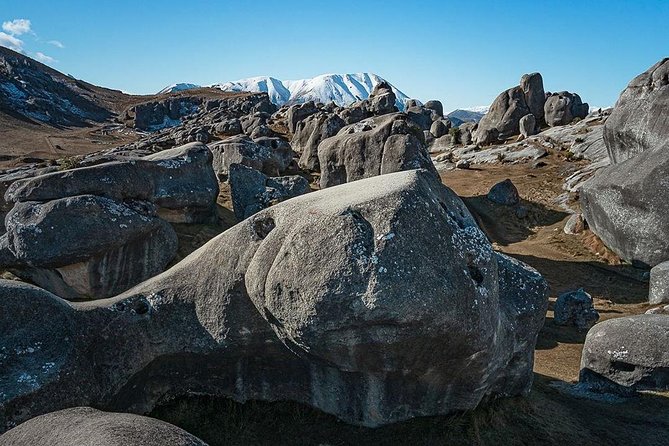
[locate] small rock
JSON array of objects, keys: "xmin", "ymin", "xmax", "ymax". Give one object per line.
[
  {"xmin": 646, "ymin": 304, "xmax": 669, "ymax": 314},
  {"xmin": 564, "ymin": 213, "xmax": 585, "ymax": 234},
  {"xmin": 455, "ymin": 159, "xmax": 470, "ymax": 169},
  {"xmin": 554, "ymin": 288, "xmax": 599, "ymax": 330},
  {"xmin": 487, "ymin": 179, "xmax": 520, "ymax": 205}
]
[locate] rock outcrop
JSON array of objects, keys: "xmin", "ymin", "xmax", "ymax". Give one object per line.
[
  {"xmin": 229, "ymin": 163, "xmax": 310, "ymax": 220},
  {"xmin": 209, "ymin": 135, "xmax": 292, "ymax": 177},
  {"xmin": 544, "ymin": 92, "xmax": 589, "ymax": 127},
  {"xmin": 474, "ymin": 73, "xmax": 545, "ymax": 145},
  {"xmin": 580, "ymin": 314, "xmax": 669, "ymax": 392},
  {"xmin": 580, "ymin": 59, "xmax": 669, "ymax": 267},
  {"xmin": 0, "ymin": 407, "xmax": 207, "ymax": 446},
  {"xmin": 293, "ymin": 112, "xmax": 345, "ymax": 171},
  {"xmin": 318, "ymin": 113, "xmax": 438, "ymax": 188},
  {"xmin": 0, "ymin": 169, "xmax": 548, "ymax": 430},
  {"xmin": 0, "ymin": 142, "xmax": 217, "ymax": 299},
  {"xmin": 649, "ymin": 261, "xmax": 669, "ymax": 304}
]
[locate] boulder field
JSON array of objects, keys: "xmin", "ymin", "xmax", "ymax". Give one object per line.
[{"xmin": 0, "ymin": 169, "xmax": 548, "ymax": 431}]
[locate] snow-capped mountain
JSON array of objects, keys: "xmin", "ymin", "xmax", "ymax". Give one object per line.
[
  {"xmin": 157, "ymin": 83, "xmax": 201, "ymax": 94},
  {"xmin": 211, "ymin": 76, "xmax": 291, "ymax": 105},
  {"xmin": 158, "ymin": 73, "xmax": 410, "ymax": 110}
]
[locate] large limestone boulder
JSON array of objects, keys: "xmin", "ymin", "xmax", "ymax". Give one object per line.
[
  {"xmin": 544, "ymin": 91, "xmax": 589, "ymax": 127},
  {"xmin": 318, "ymin": 113, "xmax": 438, "ymax": 188},
  {"xmin": 0, "ymin": 170, "xmax": 548, "ymax": 430},
  {"xmin": 6, "ymin": 143, "xmax": 218, "ymax": 223},
  {"xmin": 0, "ymin": 407, "xmax": 207, "ymax": 446},
  {"xmin": 229, "ymin": 163, "xmax": 310, "ymax": 220},
  {"xmin": 0, "ymin": 196, "xmax": 178, "ymax": 299},
  {"xmin": 474, "ymin": 86, "xmax": 530, "ymax": 144},
  {"xmin": 603, "ymin": 58, "xmax": 669, "ymax": 164},
  {"xmin": 580, "ymin": 315, "xmax": 669, "ymax": 392},
  {"xmin": 580, "ymin": 59, "xmax": 669, "ymax": 267},
  {"xmin": 519, "ymin": 114, "xmax": 537, "ymax": 138},
  {"xmin": 367, "ymin": 81, "xmax": 398, "ymax": 115},
  {"xmin": 520, "ymin": 73, "xmax": 546, "ymax": 122},
  {"xmin": 293, "ymin": 112, "xmax": 345, "ymax": 171},
  {"xmin": 209, "ymin": 135, "xmax": 291, "ymax": 177}
]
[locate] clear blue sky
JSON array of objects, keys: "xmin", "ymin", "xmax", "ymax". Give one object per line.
[{"xmin": 1, "ymin": 0, "xmax": 667, "ymax": 110}]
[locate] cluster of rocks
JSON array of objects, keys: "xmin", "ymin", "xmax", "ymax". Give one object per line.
[
  {"xmin": 0, "ymin": 169, "xmax": 549, "ymax": 434},
  {"xmin": 0, "ymin": 142, "xmax": 218, "ymax": 299},
  {"xmin": 115, "ymin": 92, "xmax": 278, "ymax": 152},
  {"xmin": 471, "ymin": 73, "xmax": 588, "ymax": 146},
  {"xmin": 577, "ymin": 58, "xmax": 669, "ymax": 395}
]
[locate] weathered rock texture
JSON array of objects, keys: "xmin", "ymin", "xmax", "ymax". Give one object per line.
[
  {"xmin": 229, "ymin": 163, "xmax": 310, "ymax": 220},
  {"xmin": 318, "ymin": 113, "xmax": 438, "ymax": 188},
  {"xmin": 0, "ymin": 169, "xmax": 548, "ymax": 431},
  {"xmin": 580, "ymin": 59, "xmax": 669, "ymax": 267},
  {"xmin": 544, "ymin": 92, "xmax": 589, "ymax": 127},
  {"xmin": 580, "ymin": 314, "xmax": 669, "ymax": 392},
  {"xmin": 0, "ymin": 407, "xmax": 207, "ymax": 446},
  {"xmin": 649, "ymin": 261, "xmax": 669, "ymax": 304},
  {"xmin": 0, "ymin": 142, "xmax": 217, "ymax": 299},
  {"xmin": 209, "ymin": 135, "xmax": 292, "ymax": 177},
  {"xmin": 474, "ymin": 73, "xmax": 545, "ymax": 145}
]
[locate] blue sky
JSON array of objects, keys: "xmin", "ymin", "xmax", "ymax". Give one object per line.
[{"xmin": 1, "ymin": 0, "xmax": 667, "ymax": 110}]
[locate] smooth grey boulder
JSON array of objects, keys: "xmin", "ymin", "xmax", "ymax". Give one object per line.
[
  {"xmin": 430, "ymin": 119, "xmax": 451, "ymax": 138},
  {"xmin": 338, "ymin": 103, "xmax": 370, "ymax": 125},
  {"xmin": 519, "ymin": 114, "xmax": 537, "ymax": 138},
  {"xmin": 209, "ymin": 135, "xmax": 290, "ymax": 177},
  {"xmin": 520, "ymin": 73, "xmax": 546, "ymax": 123},
  {"xmin": 0, "ymin": 407, "xmax": 207, "ymax": 446},
  {"xmin": 487, "ymin": 179, "xmax": 520, "ymax": 205},
  {"xmin": 459, "ymin": 122, "xmax": 477, "ymax": 146},
  {"xmin": 0, "ymin": 169, "xmax": 548, "ymax": 430},
  {"xmin": 287, "ymin": 101, "xmax": 319, "ymax": 133},
  {"xmin": 318, "ymin": 113, "xmax": 438, "ymax": 188},
  {"xmin": 424, "ymin": 100, "xmax": 444, "ymax": 117},
  {"xmin": 240, "ymin": 112, "xmax": 270, "ymax": 135},
  {"xmin": 5, "ymin": 142, "xmax": 219, "ymax": 224},
  {"xmin": 580, "ymin": 314, "xmax": 669, "ymax": 392},
  {"xmin": 544, "ymin": 92, "xmax": 589, "ymax": 127},
  {"xmin": 293, "ymin": 112, "xmax": 345, "ymax": 171},
  {"xmin": 406, "ymin": 105, "xmax": 437, "ymax": 130},
  {"xmin": 0, "ymin": 195, "xmax": 178, "ymax": 299},
  {"xmin": 580, "ymin": 59, "xmax": 669, "ymax": 267},
  {"xmin": 649, "ymin": 261, "xmax": 669, "ymax": 304},
  {"xmin": 553, "ymin": 289, "xmax": 599, "ymax": 330},
  {"xmin": 603, "ymin": 58, "xmax": 669, "ymax": 164},
  {"xmin": 474, "ymin": 86, "xmax": 530, "ymax": 145},
  {"xmin": 229, "ymin": 163, "xmax": 310, "ymax": 220}
]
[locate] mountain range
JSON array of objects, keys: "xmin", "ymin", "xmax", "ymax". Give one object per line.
[{"xmin": 160, "ymin": 73, "xmax": 411, "ymax": 110}]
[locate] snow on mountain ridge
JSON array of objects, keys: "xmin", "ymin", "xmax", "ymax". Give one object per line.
[
  {"xmin": 158, "ymin": 73, "xmax": 410, "ymax": 110},
  {"xmin": 157, "ymin": 83, "xmax": 200, "ymax": 94}
]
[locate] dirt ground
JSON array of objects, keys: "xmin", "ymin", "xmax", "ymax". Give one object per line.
[{"xmin": 155, "ymin": 152, "xmax": 669, "ymax": 446}]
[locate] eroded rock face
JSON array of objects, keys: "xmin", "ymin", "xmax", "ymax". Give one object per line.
[
  {"xmin": 229, "ymin": 163, "xmax": 310, "ymax": 220},
  {"xmin": 5, "ymin": 142, "xmax": 219, "ymax": 223},
  {"xmin": 603, "ymin": 58, "xmax": 669, "ymax": 164},
  {"xmin": 580, "ymin": 59, "xmax": 669, "ymax": 267},
  {"xmin": 209, "ymin": 135, "xmax": 292, "ymax": 177},
  {"xmin": 544, "ymin": 92, "xmax": 588, "ymax": 127},
  {"xmin": 0, "ymin": 143, "xmax": 219, "ymax": 299},
  {"xmin": 649, "ymin": 261, "xmax": 669, "ymax": 304},
  {"xmin": 318, "ymin": 113, "xmax": 438, "ymax": 188},
  {"xmin": 520, "ymin": 73, "xmax": 546, "ymax": 123},
  {"xmin": 519, "ymin": 114, "xmax": 537, "ymax": 138},
  {"xmin": 287, "ymin": 101, "xmax": 320, "ymax": 133},
  {"xmin": 579, "ymin": 315, "xmax": 669, "ymax": 392},
  {"xmin": 0, "ymin": 407, "xmax": 207, "ymax": 446},
  {"xmin": 293, "ymin": 112, "xmax": 345, "ymax": 171},
  {"xmin": 0, "ymin": 169, "xmax": 548, "ymax": 430}
]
